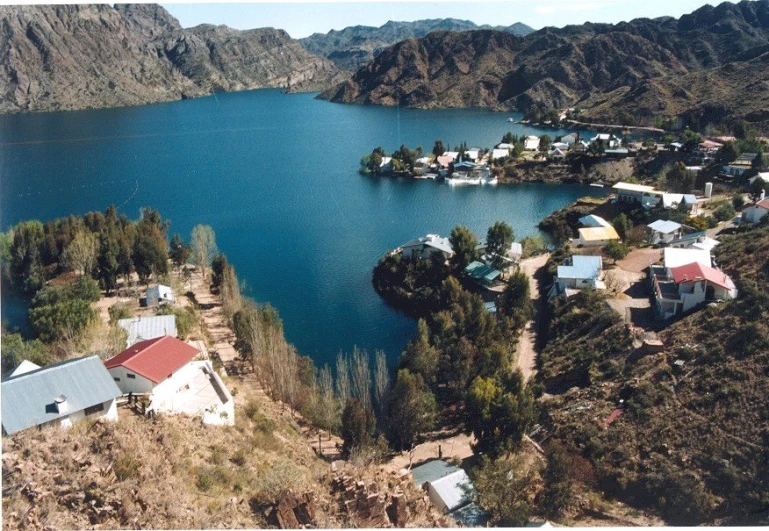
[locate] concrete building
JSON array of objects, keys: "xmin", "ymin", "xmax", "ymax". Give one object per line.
[
  {"xmin": 118, "ymin": 315, "xmax": 178, "ymax": 347},
  {"xmin": 742, "ymin": 198, "xmax": 769, "ymax": 224},
  {"xmin": 146, "ymin": 284, "xmax": 175, "ymax": 306},
  {"xmin": 650, "ymin": 261, "xmax": 737, "ymax": 320},
  {"xmin": 612, "ymin": 182, "xmax": 663, "ymax": 209},
  {"xmin": 400, "ymin": 234, "xmax": 454, "ymax": 261},
  {"xmin": 647, "ymin": 220, "xmax": 683, "ymax": 245},
  {"xmin": 577, "ymin": 226, "xmax": 620, "ymax": 247},
  {"xmin": 2, "ymin": 356, "xmax": 121, "ymax": 435},
  {"xmin": 410, "ymin": 460, "xmax": 487, "ymax": 526},
  {"xmin": 549, "ymin": 255, "xmax": 605, "ymax": 299}
]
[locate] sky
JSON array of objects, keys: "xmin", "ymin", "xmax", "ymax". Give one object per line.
[{"xmin": 161, "ymin": 0, "xmax": 735, "ymax": 39}]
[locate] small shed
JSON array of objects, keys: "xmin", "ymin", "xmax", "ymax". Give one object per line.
[
  {"xmin": 146, "ymin": 284, "xmax": 175, "ymax": 306},
  {"xmin": 118, "ymin": 315, "xmax": 178, "ymax": 346},
  {"xmin": 647, "ymin": 220, "xmax": 683, "ymax": 245}
]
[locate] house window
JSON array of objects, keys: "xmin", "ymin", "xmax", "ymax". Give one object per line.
[
  {"xmin": 127, "ymin": 374, "xmax": 136, "ymax": 379},
  {"xmin": 113, "ymin": 377, "xmax": 121, "ymax": 382},
  {"xmin": 84, "ymin": 403, "xmax": 105, "ymax": 416}
]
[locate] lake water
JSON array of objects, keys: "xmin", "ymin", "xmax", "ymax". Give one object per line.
[{"xmin": 0, "ymin": 89, "xmax": 606, "ymax": 367}]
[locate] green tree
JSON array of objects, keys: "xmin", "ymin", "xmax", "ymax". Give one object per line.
[
  {"xmin": 502, "ymin": 132, "xmax": 515, "ymax": 144},
  {"xmin": 540, "ymin": 444, "xmax": 578, "ymax": 518},
  {"xmin": 211, "ymin": 254, "xmax": 228, "ymax": 291},
  {"xmin": 472, "ymin": 455, "xmax": 534, "ymax": 526},
  {"xmin": 732, "ymin": 193, "xmax": 746, "ymax": 210},
  {"xmin": 432, "ymin": 139, "xmax": 446, "ymax": 158},
  {"xmin": 465, "ymin": 370, "xmax": 536, "ymax": 457},
  {"xmin": 28, "ymin": 277, "xmax": 100, "ymax": 343},
  {"xmin": 97, "ymin": 227, "xmax": 121, "ymax": 295},
  {"xmin": 8, "ymin": 220, "xmax": 46, "ymax": 293},
  {"xmin": 448, "ymin": 225, "xmax": 479, "ymax": 272},
  {"xmin": 539, "ymin": 134, "xmax": 552, "ymax": 153},
  {"xmin": 749, "ymin": 178, "xmax": 766, "ymax": 203},
  {"xmin": 133, "ymin": 209, "xmax": 168, "ymax": 283},
  {"xmin": 340, "ymin": 397, "xmax": 375, "ymax": 459},
  {"xmin": 713, "ymin": 203, "xmax": 736, "ymax": 222},
  {"xmin": 190, "ymin": 224, "xmax": 218, "ymax": 279},
  {"xmin": 486, "ymin": 222, "xmax": 514, "ymax": 270},
  {"xmin": 61, "ymin": 229, "xmax": 98, "ymax": 277},
  {"xmin": 603, "ymin": 241, "xmax": 629, "ymax": 264},
  {"xmin": 169, "ymin": 233, "xmax": 191, "ymax": 270},
  {"xmin": 399, "ymin": 319, "xmax": 440, "ymax": 385},
  {"xmin": 0, "ymin": 331, "xmax": 52, "ymax": 370},
  {"xmin": 664, "ymin": 162, "xmax": 695, "ymax": 193},
  {"xmin": 498, "ymin": 271, "xmax": 534, "ymax": 332},
  {"xmin": 718, "ymin": 141, "xmax": 740, "ymax": 164},
  {"xmin": 679, "ymin": 129, "xmax": 703, "ymax": 152},
  {"xmin": 612, "ymin": 213, "xmax": 632, "ymax": 240},
  {"xmin": 387, "ymin": 369, "xmax": 437, "ymax": 451}
]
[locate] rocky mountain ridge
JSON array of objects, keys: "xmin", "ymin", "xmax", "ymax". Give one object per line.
[
  {"xmin": 299, "ymin": 18, "xmax": 534, "ymax": 71},
  {"xmin": 0, "ymin": 4, "xmax": 345, "ymax": 113},
  {"xmin": 320, "ymin": 0, "xmax": 769, "ymax": 129}
]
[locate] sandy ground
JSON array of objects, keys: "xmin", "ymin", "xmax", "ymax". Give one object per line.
[
  {"xmin": 515, "ymin": 253, "xmax": 549, "ymax": 381},
  {"xmin": 615, "ymin": 247, "xmax": 661, "ymax": 273}
]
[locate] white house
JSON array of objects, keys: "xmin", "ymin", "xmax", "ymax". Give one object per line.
[
  {"xmin": 591, "ymin": 133, "xmax": 620, "ymax": 148},
  {"xmin": 496, "ymin": 143, "xmax": 513, "ymax": 150},
  {"xmin": 524, "ymin": 136, "xmax": 540, "ymax": 151},
  {"xmin": 549, "ymin": 255, "xmax": 604, "ymax": 299},
  {"xmin": 443, "ymin": 151, "xmax": 460, "ymax": 162},
  {"xmin": 411, "ymin": 460, "xmax": 479, "ymax": 515},
  {"xmin": 612, "ymin": 182, "xmax": 663, "ymax": 209},
  {"xmin": 577, "ymin": 226, "xmax": 620, "ymax": 247},
  {"xmin": 105, "ymin": 335, "xmax": 234, "ymax": 425},
  {"xmin": 5, "ymin": 359, "xmax": 41, "ymax": 379},
  {"xmin": 663, "ymin": 247, "xmax": 712, "ymax": 269},
  {"xmin": 551, "ymin": 142, "xmax": 569, "ymax": 151},
  {"xmin": 465, "ymin": 149, "xmax": 481, "ymax": 161},
  {"xmin": 561, "ymin": 133, "xmax": 578, "ymax": 146},
  {"xmin": 661, "ymin": 193, "xmax": 698, "ymax": 214},
  {"xmin": 742, "ymin": 198, "xmax": 769, "ymax": 224},
  {"xmin": 1, "ymin": 356, "xmax": 121, "ymax": 435},
  {"xmin": 748, "ymin": 172, "xmax": 769, "ymax": 186},
  {"xmin": 491, "ymin": 148, "xmax": 510, "ymax": 160},
  {"xmin": 400, "ymin": 234, "xmax": 454, "ymax": 261},
  {"xmin": 650, "ymin": 261, "xmax": 736, "ymax": 319},
  {"xmin": 647, "ymin": 220, "xmax": 683, "ymax": 245},
  {"xmin": 146, "ymin": 284, "xmax": 175, "ymax": 306}
]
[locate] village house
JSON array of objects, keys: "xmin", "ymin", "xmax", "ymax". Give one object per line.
[
  {"xmin": 464, "ymin": 260, "xmax": 502, "ymax": 287},
  {"xmin": 549, "ymin": 147, "xmax": 567, "ymax": 159},
  {"xmin": 1, "ymin": 356, "xmax": 121, "ymax": 436},
  {"xmin": 524, "ymin": 136, "xmax": 540, "ymax": 151},
  {"xmin": 612, "ymin": 182, "xmax": 663, "ymax": 209},
  {"xmin": 699, "ymin": 140, "xmax": 723, "ymax": 153},
  {"xmin": 661, "ymin": 193, "xmax": 698, "ymax": 214},
  {"xmin": 577, "ymin": 225, "xmax": 620, "ymax": 247},
  {"xmin": 491, "ymin": 148, "xmax": 510, "ymax": 160},
  {"xmin": 742, "ymin": 197, "xmax": 769, "ymax": 224},
  {"xmin": 118, "ymin": 314, "xmax": 178, "ymax": 347},
  {"xmin": 379, "ymin": 156, "xmax": 393, "ymax": 173},
  {"xmin": 662, "ymin": 247, "xmax": 712, "ymax": 269},
  {"xmin": 549, "ymin": 255, "xmax": 604, "ymax": 299},
  {"xmin": 668, "ymin": 231, "xmax": 720, "ymax": 252},
  {"xmin": 561, "ymin": 132, "xmax": 578, "ymax": 146},
  {"xmin": 650, "ymin": 260, "xmax": 737, "ymax": 320},
  {"xmin": 399, "ymin": 234, "xmax": 454, "ymax": 261},
  {"xmin": 722, "ymin": 152, "xmax": 758, "ymax": 178},
  {"xmin": 551, "ymin": 142, "xmax": 569, "ymax": 152},
  {"xmin": 105, "ymin": 335, "xmax": 235, "ymax": 425},
  {"xmin": 591, "ymin": 133, "xmax": 620, "ymax": 149},
  {"xmin": 464, "ymin": 148, "xmax": 481, "ymax": 162},
  {"xmin": 443, "ymin": 151, "xmax": 460, "ymax": 162},
  {"xmin": 146, "ymin": 284, "xmax": 175, "ymax": 306},
  {"xmin": 436, "ymin": 154, "xmax": 455, "ymax": 169},
  {"xmin": 647, "ymin": 220, "xmax": 683, "ymax": 245},
  {"xmin": 410, "ymin": 460, "xmax": 488, "ymax": 527},
  {"xmin": 604, "ymin": 147, "xmax": 630, "ymax": 158},
  {"xmin": 749, "ymin": 172, "xmax": 769, "ymax": 186}
]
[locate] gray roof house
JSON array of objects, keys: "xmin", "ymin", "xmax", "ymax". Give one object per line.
[
  {"xmin": 1, "ymin": 356, "xmax": 122, "ymax": 435},
  {"xmin": 118, "ymin": 315, "xmax": 178, "ymax": 346},
  {"xmin": 411, "ymin": 460, "xmax": 489, "ymax": 526}
]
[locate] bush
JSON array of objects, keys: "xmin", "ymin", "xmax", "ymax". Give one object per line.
[
  {"xmin": 713, "ymin": 203, "xmax": 736, "ymax": 222},
  {"xmin": 108, "ymin": 303, "xmax": 132, "ymax": 324},
  {"xmin": 156, "ymin": 305, "xmax": 196, "ymax": 339}
]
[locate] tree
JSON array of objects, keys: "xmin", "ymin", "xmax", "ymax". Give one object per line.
[
  {"xmin": 211, "ymin": 254, "xmax": 228, "ymax": 291},
  {"xmin": 399, "ymin": 319, "xmax": 440, "ymax": 385},
  {"xmin": 665, "ymin": 162, "xmax": 695, "ymax": 193},
  {"xmin": 540, "ymin": 444, "xmax": 577, "ymax": 518},
  {"xmin": 679, "ymin": 129, "xmax": 702, "ymax": 152},
  {"xmin": 62, "ymin": 229, "xmax": 98, "ymax": 277},
  {"xmin": 502, "ymin": 132, "xmax": 515, "ymax": 144},
  {"xmin": 317, "ymin": 364, "xmax": 339, "ymax": 440},
  {"xmin": 612, "ymin": 213, "xmax": 632, "ymax": 240},
  {"xmin": 449, "ymin": 225, "xmax": 479, "ymax": 272},
  {"xmin": 340, "ymin": 398, "xmax": 375, "ymax": 459},
  {"xmin": 603, "ymin": 241, "xmax": 629, "ymax": 264},
  {"xmin": 498, "ymin": 271, "xmax": 533, "ymax": 332},
  {"xmin": 335, "ymin": 351, "xmax": 351, "ymax": 405},
  {"xmin": 169, "ymin": 233, "xmax": 191, "ymax": 270},
  {"xmin": 133, "ymin": 210, "xmax": 168, "ymax": 283},
  {"xmin": 96, "ymin": 228, "xmax": 121, "ymax": 295},
  {"xmin": 713, "ymin": 203, "xmax": 736, "ymax": 222},
  {"xmin": 190, "ymin": 224, "xmax": 218, "ymax": 279},
  {"xmin": 472, "ymin": 455, "xmax": 534, "ymax": 526},
  {"xmin": 717, "ymin": 141, "xmax": 740, "ymax": 164},
  {"xmin": 539, "ymin": 134, "xmax": 552, "ymax": 153},
  {"xmin": 8, "ymin": 220, "xmax": 46, "ymax": 293},
  {"xmin": 465, "ymin": 370, "xmax": 536, "ymax": 457},
  {"xmin": 373, "ymin": 350, "xmax": 390, "ymax": 419},
  {"xmin": 732, "ymin": 193, "xmax": 746, "ymax": 210},
  {"xmin": 387, "ymin": 369, "xmax": 437, "ymax": 451},
  {"xmin": 520, "ymin": 235, "xmax": 546, "ymax": 258},
  {"xmin": 350, "ymin": 347, "xmax": 372, "ymax": 412},
  {"xmin": 749, "ymin": 178, "xmax": 766, "ymax": 203},
  {"xmin": 432, "ymin": 139, "xmax": 446, "ymax": 158},
  {"xmin": 486, "ymin": 222, "xmax": 514, "ymax": 270}
]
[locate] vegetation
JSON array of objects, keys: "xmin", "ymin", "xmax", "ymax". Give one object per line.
[
  {"xmin": 472, "ymin": 454, "xmax": 534, "ymax": 526},
  {"xmin": 190, "ymin": 224, "xmax": 218, "ymax": 279}
]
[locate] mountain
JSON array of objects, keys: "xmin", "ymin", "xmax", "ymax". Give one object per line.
[
  {"xmin": 321, "ymin": 0, "xmax": 769, "ymax": 129},
  {"xmin": 298, "ymin": 18, "xmax": 534, "ymax": 71},
  {"xmin": 0, "ymin": 4, "xmax": 345, "ymax": 113}
]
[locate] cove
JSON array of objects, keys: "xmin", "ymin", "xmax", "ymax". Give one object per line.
[{"xmin": 0, "ymin": 89, "xmax": 606, "ymax": 367}]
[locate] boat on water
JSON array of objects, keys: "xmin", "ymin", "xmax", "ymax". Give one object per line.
[
  {"xmin": 447, "ymin": 176, "xmax": 482, "ymax": 186},
  {"xmin": 507, "ymin": 117, "xmax": 515, "ymax": 122},
  {"xmin": 590, "ymin": 183, "xmax": 605, "ymax": 188}
]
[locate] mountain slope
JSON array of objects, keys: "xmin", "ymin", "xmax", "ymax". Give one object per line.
[
  {"xmin": 299, "ymin": 18, "xmax": 534, "ymax": 71},
  {"xmin": 321, "ymin": 0, "xmax": 769, "ymax": 128},
  {"xmin": 0, "ymin": 4, "xmax": 344, "ymax": 113}
]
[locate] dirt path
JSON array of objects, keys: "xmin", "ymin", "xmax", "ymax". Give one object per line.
[
  {"xmin": 184, "ymin": 267, "xmax": 238, "ymax": 362},
  {"xmin": 515, "ymin": 253, "xmax": 550, "ymax": 381}
]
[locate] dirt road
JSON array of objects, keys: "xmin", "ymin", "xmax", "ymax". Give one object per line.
[{"xmin": 515, "ymin": 253, "xmax": 550, "ymax": 381}]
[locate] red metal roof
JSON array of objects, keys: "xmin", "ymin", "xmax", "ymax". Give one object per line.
[
  {"xmin": 105, "ymin": 335, "xmax": 200, "ymax": 384},
  {"xmin": 756, "ymin": 199, "xmax": 769, "ymax": 210},
  {"xmin": 670, "ymin": 262, "xmax": 735, "ymax": 290},
  {"xmin": 605, "ymin": 408, "xmax": 624, "ymax": 427}
]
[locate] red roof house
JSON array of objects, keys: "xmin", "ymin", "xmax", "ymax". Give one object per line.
[
  {"xmin": 105, "ymin": 336, "xmax": 200, "ymax": 393},
  {"xmin": 670, "ymin": 262, "xmax": 736, "ymax": 291}
]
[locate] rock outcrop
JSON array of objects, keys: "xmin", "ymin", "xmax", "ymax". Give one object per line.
[
  {"xmin": 321, "ymin": 0, "xmax": 769, "ymax": 129},
  {"xmin": 0, "ymin": 4, "xmax": 345, "ymax": 113}
]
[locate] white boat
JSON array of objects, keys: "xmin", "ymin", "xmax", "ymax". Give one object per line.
[
  {"xmin": 482, "ymin": 176, "xmax": 498, "ymax": 185},
  {"xmin": 589, "ymin": 183, "xmax": 605, "ymax": 188},
  {"xmin": 507, "ymin": 117, "xmax": 515, "ymax": 122},
  {"xmin": 447, "ymin": 176, "xmax": 482, "ymax": 185}
]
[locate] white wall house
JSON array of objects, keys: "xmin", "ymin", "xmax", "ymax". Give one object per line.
[
  {"xmin": 577, "ymin": 226, "xmax": 620, "ymax": 247},
  {"xmin": 399, "ymin": 234, "xmax": 454, "ymax": 261},
  {"xmin": 650, "ymin": 260, "xmax": 736, "ymax": 320},
  {"xmin": 647, "ymin": 220, "xmax": 683, "ymax": 245},
  {"xmin": 612, "ymin": 182, "xmax": 663, "ymax": 209},
  {"xmin": 742, "ymin": 198, "xmax": 769, "ymax": 224},
  {"xmin": 146, "ymin": 284, "xmax": 175, "ymax": 306},
  {"xmin": 105, "ymin": 335, "xmax": 234, "ymax": 425},
  {"xmin": 524, "ymin": 136, "xmax": 540, "ymax": 151},
  {"xmin": 1, "ymin": 356, "xmax": 121, "ymax": 436}
]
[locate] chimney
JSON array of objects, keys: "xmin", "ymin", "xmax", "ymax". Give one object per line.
[
  {"xmin": 761, "ymin": 189, "xmax": 766, "ymax": 201},
  {"xmin": 54, "ymin": 395, "xmax": 68, "ymax": 414}
]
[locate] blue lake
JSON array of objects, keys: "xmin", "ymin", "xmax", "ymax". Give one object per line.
[{"xmin": 0, "ymin": 89, "xmax": 605, "ymax": 367}]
